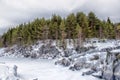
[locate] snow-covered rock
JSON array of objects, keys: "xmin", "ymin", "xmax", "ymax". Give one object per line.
[
  {"xmin": 69, "ymin": 61, "xmax": 85, "ymax": 71},
  {"xmin": 102, "ymin": 51, "xmax": 120, "ymax": 80},
  {"xmin": 55, "ymin": 58, "xmax": 71, "ymax": 67},
  {"xmin": 82, "ymin": 70, "xmax": 95, "ymax": 76},
  {"xmin": 64, "ymin": 49, "xmax": 75, "ymax": 57},
  {"xmin": 1, "ymin": 43, "xmax": 60, "ymax": 59},
  {"xmin": 75, "ymin": 46, "xmax": 94, "ymax": 53},
  {"xmin": 38, "ymin": 45, "xmax": 60, "ymax": 59},
  {"xmin": 0, "ymin": 64, "xmax": 19, "ymax": 80}
]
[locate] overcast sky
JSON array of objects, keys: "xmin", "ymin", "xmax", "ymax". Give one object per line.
[{"xmin": 0, "ymin": 0, "xmax": 120, "ymax": 35}]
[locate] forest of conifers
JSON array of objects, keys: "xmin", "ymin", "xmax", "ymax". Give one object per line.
[{"xmin": 0, "ymin": 12, "xmax": 120, "ymax": 47}]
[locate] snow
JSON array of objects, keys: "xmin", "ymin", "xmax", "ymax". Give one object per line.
[
  {"xmin": 0, "ymin": 64, "xmax": 9, "ymax": 79},
  {"xmin": 1, "ymin": 39, "xmax": 120, "ymax": 80},
  {"xmin": 111, "ymin": 49, "xmax": 120, "ymax": 53},
  {"xmin": 0, "ymin": 57, "xmax": 101, "ymax": 80},
  {"xmin": 0, "ymin": 48, "xmax": 5, "ymax": 56},
  {"xmin": 84, "ymin": 39, "xmax": 120, "ymax": 51},
  {"xmin": 0, "ymin": 63, "xmax": 18, "ymax": 80}
]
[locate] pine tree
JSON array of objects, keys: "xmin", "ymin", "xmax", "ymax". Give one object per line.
[
  {"xmin": 66, "ymin": 13, "xmax": 76, "ymax": 45},
  {"xmin": 88, "ymin": 12, "xmax": 97, "ymax": 27},
  {"xmin": 0, "ymin": 12, "xmax": 116, "ymax": 47},
  {"xmin": 0, "ymin": 36, "xmax": 3, "ymax": 47},
  {"xmin": 76, "ymin": 12, "xmax": 88, "ymax": 39},
  {"xmin": 115, "ymin": 24, "xmax": 120, "ymax": 39},
  {"xmin": 75, "ymin": 24, "xmax": 83, "ymax": 47},
  {"xmin": 59, "ymin": 20, "xmax": 66, "ymax": 50}
]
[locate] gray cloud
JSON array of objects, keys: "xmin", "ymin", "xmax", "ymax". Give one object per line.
[{"xmin": 0, "ymin": 0, "xmax": 120, "ymax": 35}]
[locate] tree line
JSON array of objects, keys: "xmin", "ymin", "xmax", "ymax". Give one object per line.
[{"xmin": 0, "ymin": 12, "xmax": 120, "ymax": 48}]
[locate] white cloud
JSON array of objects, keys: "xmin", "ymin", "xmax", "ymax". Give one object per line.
[
  {"xmin": 0, "ymin": 0, "xmax": 120, "ymax": 35},
  {"xmin": 78, "ymin": 0, "xmax": 120, "ymax": 21}
]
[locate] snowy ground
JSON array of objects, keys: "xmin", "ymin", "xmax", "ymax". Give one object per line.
[{"xmin": 0, "ymin": 57, "xmax": 101, "ymax": 80}]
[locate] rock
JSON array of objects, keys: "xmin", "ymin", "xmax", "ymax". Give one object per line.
[
  {"xmin": 69, "ymin": 66, "xmax": 75, "ymax": 71},
  {"xmin": 64, "ymin": 49, "xmax": 74, "ymax": 57},
  {"xmin": 76, "ymin": 46, "xmax": 96, "ymax": 54},
  {"xmin": 102, "ymin": 51, "xmax": 120, "ymax": 80},
  {"xmin": 31, "ymin": 53, "xmax": 38, "ymax": 58},
  {"xmin": 24, "ymin": 53, "xmax": 30, "ymax": 58},
  {"xmin": 13, "ymin": 65, "xmax": 18, "ymax": 76},
  {"xmin": 55, "ymin": 58, "xmax": 71, "ymax": 67},
  {"xmin": 114, "ymin": 63, "xmax": 120, "ymax": 80},
  {"xmin": 38, "ymin": 45, "xmax": 60, "ymax": 59},
  {"xmin": 69, "ymin": 57, "xmax": 88, "ymax": 71},
  {"xmin": 33, "ymin": 78, "xmax": 38, "ymax": 80},
  {"xmin": 0, "ymin": 64, "xmax": 19, "ymax": 80},
  {"xmin": 82, "ymin": 70, "xmax": 95, "ymax": 76},
  {"xmin": 90, "ymin": 54, "xmax": 99, "ymax": 61},
  {"xmin": 92, "ymin": 75, "xmax": 103, "ymax": 79},
  {"xmin": 69, "ymin": 62, "xmax": 84, "ymax": 71},
  {"xmin": 74, "ymin": 63, "xmax": 83, "ymax": 70},
  {"xmin": 76, "ymin": 47, "xmax": 89, "ymax": 53},
  {"xmin": 9, "ymin": 65, "xmax": 18, "ymax": 77},
  {"xmin": 84, "ymin": 63, "xmax": 92, "ymax": 69},
  {"xmin": 2, "ymin": 43, "xmax": 60, "ymax": 59},
  {"xmin": 102, "ymin": 62, "xmax": 120, "ymax": 80}
]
